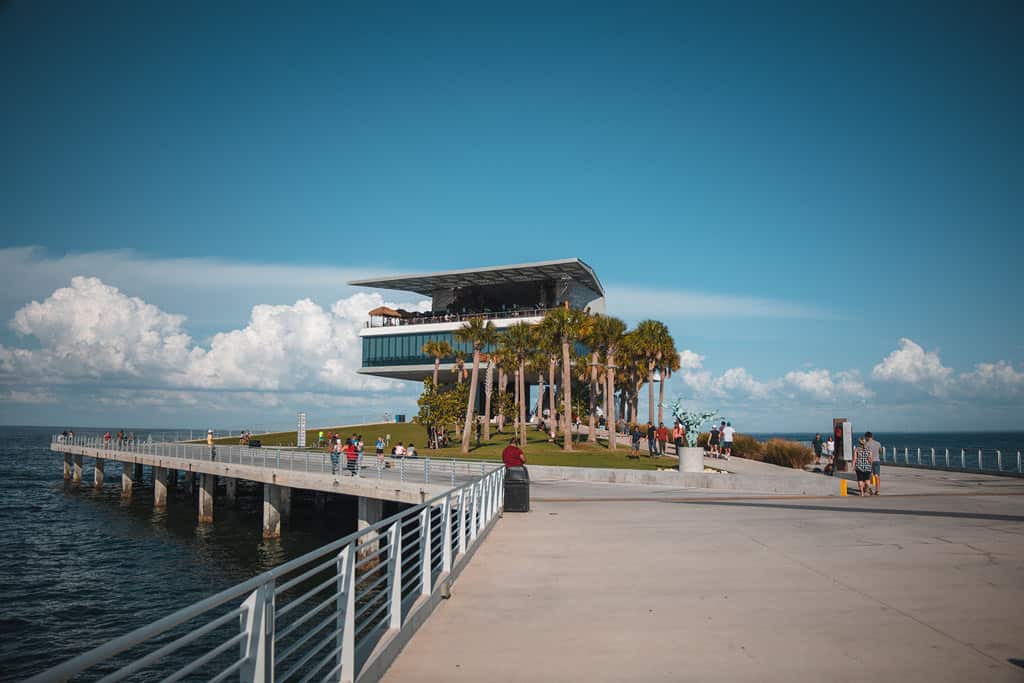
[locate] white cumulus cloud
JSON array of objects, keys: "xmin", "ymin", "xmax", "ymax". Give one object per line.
[
  {"xmin": 871, "ymin": 338, "xmax": 953, "ymax": 395},
  {"xmin": 784, "ymin": 369, "xmax": 873, "ymax": 401}
]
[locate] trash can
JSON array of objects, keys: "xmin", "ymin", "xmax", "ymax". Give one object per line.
[
  {"xmin": 248, "ymin": 440, "xmax": 262, "ymax": 448},
  {"xmin": 503, "ymin": 466, "xmax": 530, "ymax": 512}
]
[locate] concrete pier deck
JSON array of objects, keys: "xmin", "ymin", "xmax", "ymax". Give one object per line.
[{"xmin": 383, "ymin": 467, "xmax": 1024, "ymax": 682}]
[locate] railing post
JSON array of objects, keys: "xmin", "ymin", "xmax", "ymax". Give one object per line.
[
  {"xmin": 917, "ymin": 447, "xmax": 921, "ymax": 465},
  {"xmin": 997, "ymin": 450, "xmax": 1002, "ymax": 471},
  {"xmin": 337, "ymin": 545, "xmax": 355, "ymax": 683},
  {"xmin": 420, "ymin": 507, "xmax": 432, "ymax": 597},
  {"xmin": 904, "ymin": 447, "xmax": 908, "ymax": 465},
  {"xmin": 457, "ymin": 489, "xmax": 467, "ymax": 555},
  {"xmin": 470, "ymin": 482, "xmax": 480, "ymax": 542},
  {"xmin": 450, "ymin": 458, "xmax": 455, "ymax": 487},
  {"xmin": 978, "ymin": 449, "xmax": 983, "ymax": 470},
  {"xmin": 425, "ymin": 458, "xmax": 430, "ymax": 485},
  {"xmin": 387, "ymin": 522, "xmax": 403, "ymax": 630},
  {"xmin": 400, "ymin": 458, "xmax": 405, "ymax": 482},
  {"xmin": 1018, "ymin": 451, "xmax": 1022, "ymax": 474},
  {"xmin": 961, "ymin": 449, "xmax": 965, "ymax": 469},
  {"xmin": 930, "ymin": 448, "xmax": 935, "ymax": 467},
  {"xmin": 945, "ymin": 448, "xmax": 949, "ymax": 468},
  {"xmin": 238, "ymin": 581, "xmax": 275, "ymax": 683},
  {"xmin": 441, "ymin": 496, "xmax": 453, "ymax": 573}
]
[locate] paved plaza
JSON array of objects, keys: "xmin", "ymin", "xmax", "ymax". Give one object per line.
[{"xmin": 385, "ymin": 468, "xmax": 1024, "ymax": 682}]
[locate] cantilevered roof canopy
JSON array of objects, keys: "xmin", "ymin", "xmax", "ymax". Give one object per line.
[{"xmin": 348, "ymin": 258, "xmax": 604, "ymax": 297}]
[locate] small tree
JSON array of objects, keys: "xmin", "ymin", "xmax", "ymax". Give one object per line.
[{"xmin": 422, "ymin": 340, "xmax": 453, "ymax": 386}]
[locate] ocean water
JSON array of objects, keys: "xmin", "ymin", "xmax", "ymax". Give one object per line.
[{"xmin": 0, "ymin": 426, "xmax": 365, "ymax": 681}]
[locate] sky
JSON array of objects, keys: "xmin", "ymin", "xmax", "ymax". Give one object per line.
[{"xmin": 1, "ymin": 1, "xmax": 1022, "ymax": 432}]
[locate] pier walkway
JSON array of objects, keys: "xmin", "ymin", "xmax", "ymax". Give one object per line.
[{"xmin": 384, "ymin": 467, "xmax": 1024, "ymax": 682}]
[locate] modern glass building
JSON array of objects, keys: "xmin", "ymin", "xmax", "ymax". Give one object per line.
[{"xmin": 349, "ymin": 258, "xmax": 605, "ymax": 382}]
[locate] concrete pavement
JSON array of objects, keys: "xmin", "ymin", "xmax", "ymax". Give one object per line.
[{"xmin": 383, "ymin": 467, "xmax": 1024, "ymax": 682}]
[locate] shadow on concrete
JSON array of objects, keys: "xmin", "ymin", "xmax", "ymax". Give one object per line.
[
  {"xmin": 673, "ymin": 500, "xmax": 1024, "ymax": 523},
  {"xmin": 1009, "ymin": 659, "xmax": 1024, "ymax": 670}
]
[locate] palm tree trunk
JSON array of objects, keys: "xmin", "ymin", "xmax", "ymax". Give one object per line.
[
  {"xmin": 536, "ymin": 373, "xmax": 545, "ymax": 429},
  {"xmin": 518, "ymin": 361, "xmax": 527, "ymax": 447},
  {"xmin": 497, "ymin": 368, "xmax": 506, "ymax": 432},
  {"xmin": 433, "ymin": 357, "xmax": 440, "ymax": 386},
  {"xmin": 648, "ymin": 362, "xmax": 656, "ymax": 426},
  {"xmin": 607, "ymin": 352, "xmax": 616, "ymax": 450},
  {"xmin": 631, "ymin": 384, "xmax": 640, "ymax": 425},
  {"xmin": 657, "ymin": 367, "xmax": 667, "ymax": 426},
  {"xmin": 547, "ymin": 359, "xmax": 556, "ymax": 434},
  {"xmin": 618, "ymin": 386, "xmax": 627, "ymax": 432},
  {"xmin": 562, "ymin": 338, "xmax": 572, "ymax": 451},
  {"xmin": 483, "ymin": 358, "xmax": 493, "ymax": 441},
  {"xmin": 461, "ymin": 349, "xmax": 480, "ymax": 453},
  {"xmin": 588, "ymin": 351, "xmax": 598, "ymax": 443}
]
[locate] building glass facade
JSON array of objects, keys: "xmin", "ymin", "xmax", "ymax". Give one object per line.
[{"xmin": 361, "ymin": 332, "xmax": 499, "ymax": 367}]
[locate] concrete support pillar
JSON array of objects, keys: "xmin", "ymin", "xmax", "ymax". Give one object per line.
[
  {"xmin": 280, "ymin": 486, "xmax": 292, "ymax": 523},
  {"xmin": 121, "ymin": 462, "xmax": 134, "ymax": 498},
  {"xmin": 63, "ymin": 453, "xmax": 72, "ymax": 480},
  {"xmin": 357, "ymin": 496, "xmax": 384, "ymax": 555},
  {"xmin": 72, "ymin": 454, "xmax": 83, "ymax": 486},
  {"xmin": 94, "ymin": 458, "xmax": 105, "ymax": 489},
  {"xmin": 225, "ymin": 477, "xmax": 237, "ymax": 505},
  {"xmin": 154, "ymin": 467, "xmax": 168, "ymax": 507},
  {"xmin": 183, "ymin": 471, "xmax": 195, "ymax": 494},
  {"xmin": 198, "ymin": 474, "xmax": 214, "ymax": 524},
  {"xmin": 133, "ymin": 463, "xmax": 144, "ymax": 482},
  {"xmin": 313, "ymin": 491, "xmax": 327, "ymax": 513},
  {"xmin": 166, "ymin": 468, "xmax": 177, "ymax": 489},
  {"xmin": 263, "ymin": 484, "xmax": 282, "ymax": 539}
]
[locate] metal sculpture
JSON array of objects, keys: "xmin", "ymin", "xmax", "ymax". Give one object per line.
[{"xmin": 669, "ymin": 399, "xmax": 719, "ymax": 447}]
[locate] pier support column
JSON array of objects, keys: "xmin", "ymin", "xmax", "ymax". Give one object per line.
[
  {"xmin": 133, "ymin": 463, "xmax": 144, "ymax": 482},
  {"xmin": 166, "ymin": 468, "xmax": 177, "ymax": 489},
  {"xmin": 183, "ymin": 471, "xmax": 195, "ymax": 494},
  {"xmin": 72, "ymin": 454, "xmax": 83, "ymax": 486},
  {"xmin": 357, "ymin": 496, "xmax": 383, "ymax": 555},
  {"xmin": 225, "ymin": 478, "xmax": 237, "ymax": 505},
  {"xmin": 263, "ymin": 484, "xmax": 282, "ymax": 539},
  {"xmin": 198, "ymin": 474, "xmax": 214, "ymax": 524},
  {"xmin": 94, "ymin": 458, "xmax": 105, "ymax": 489},
  {"xmin": 121, "ymin": 462, "xmax": 134, "ymax": 498},
  {"xmin": 313, "ymin": 491, "xmax": 326, "ymax": 513},
  {"xmin": 280, "ymin": 486, "xmax": 292, "ymax": 523},
  {"xmin": 63, "ymin": 453, "xmax": 72, "ymax": 480},
  {"xmin": 154, "ymin": 467, "xmax": 168, "ymax": 507}
]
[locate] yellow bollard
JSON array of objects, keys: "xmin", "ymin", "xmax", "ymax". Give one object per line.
[{"xmin": 840, "ymin": 479, "xmax": 847, "ymax": 496}]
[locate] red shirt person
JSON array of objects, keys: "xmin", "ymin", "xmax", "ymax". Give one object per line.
[{"xmin": 501, "ymin": 440, "xmax": 526, "ymax": 468}]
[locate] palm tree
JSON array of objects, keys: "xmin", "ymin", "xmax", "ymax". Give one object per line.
[
  {"xmin": 454, "ymin": 317, "xmax": 498, "ymax": 454},
  {"xmin": 421, "ymin": 339, "xmax": 453, "ymax": 386},
  {"xmin": 585, "ymin": 315, "xmax": 626, "ymax": 446},
  {"xmin": 538, "ymin": 307, "xmax": 589, "ymax": 451},
  {"xmin": 657, "ymin": 349, "xmax": 681, "ymax": 427},
  {"xmin": 453, "ymin": 352, "xmax": 466, "ymax": 384},
  {"xmin": 633, "ymin": 320, "xmax": 672, "ymax": 427},
  {"xmin": 500, "ymin": 322, "xmax": 536, "ymax": 447}
]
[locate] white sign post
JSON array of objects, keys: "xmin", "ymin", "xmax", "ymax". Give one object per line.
[{"xmin": 297, "ymin": 412, "xmax": 307, "ymax": 448}]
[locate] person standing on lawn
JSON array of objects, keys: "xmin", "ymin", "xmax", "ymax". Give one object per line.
[
  {"xmin": 630, "ymin": 424, "xmax": 642, "ymax": 459},
  {"xmin": 656, "ymin": 422, "xmax": 669, "ymax": 457},
  {"xmin": 646, "ymin": 421, "xmax": 657, "ymax": 457},
  {"xmin": 672, "ymin": 422, "xmax": 684, "ymax": 455}
]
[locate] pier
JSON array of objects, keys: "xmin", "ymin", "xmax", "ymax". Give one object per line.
[{"xmin": 52, "ymin": 435, "xmax": 494, "ymax": 538}]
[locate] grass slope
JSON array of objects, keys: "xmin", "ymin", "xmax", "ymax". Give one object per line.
[{"xmin": 214, "ymin": 423, "xmax": 676, "ymax": 471}]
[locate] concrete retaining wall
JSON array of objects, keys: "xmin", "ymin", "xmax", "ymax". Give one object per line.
[{"xmin": 527, "ymin": 463, "xmax": 841, "ymax": 496}]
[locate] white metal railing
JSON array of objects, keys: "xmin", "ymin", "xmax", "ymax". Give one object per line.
[
  {"xmin": 52, "ymin": 435, "xmax": 501, "ymax": 487},
  {"xmin": 878, "ymin": 445, "xmax": 1023, "ymax": 475},
  {"xmin": 28, "ymin": 464, "xmax": 506, "ymax": 682}
]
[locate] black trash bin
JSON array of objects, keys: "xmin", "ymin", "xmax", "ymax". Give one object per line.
[
  {"xmin": 248, "ymin": 440, "xmax": 262, "ymax": 448},
  {"xmin": 504, "ymin": 466, "xmax": 530, "ymax": 512}
]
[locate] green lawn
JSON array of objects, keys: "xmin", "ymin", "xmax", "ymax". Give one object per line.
[{"xmin": 213, "ymin": 422, "xmax": 678, "ymax": 471}]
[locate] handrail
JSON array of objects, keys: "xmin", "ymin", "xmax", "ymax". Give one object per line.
[
  {"xmin": 29, "ymin": 461, "xmax": 506, "ymax": 682},
  {"xmin": 364, "ymin": 307, "xmax": 548, "ymax": 328}
]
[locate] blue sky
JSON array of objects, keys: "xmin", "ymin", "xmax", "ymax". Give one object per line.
[{"xmin": 1, "ymin": 2, "xmax": 1022, "ymax": 431}]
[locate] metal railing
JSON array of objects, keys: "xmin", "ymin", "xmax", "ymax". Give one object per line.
[
  {"xmin": 52, "ymin": 435, "xmax": 501, "ymax": 487},
  {"xmin": 29, "ymin": 463, "xmax": 506, "ymax": 682},
  {"xmin": 364, "ymin": 307, "xmax": 547, "ymax": 328},
  {"xmin": 879, "ymin": 446, "xmax": 1024, "ymax": 476}
]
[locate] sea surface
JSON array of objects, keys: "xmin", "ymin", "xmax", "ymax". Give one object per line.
[
  {"xmin": 1, "ymin": 426, "xmax": 1022, "ymax": 679},
  {"xmin": 0, "ymin": 425, "xmax": 362, "ymax": 681}
]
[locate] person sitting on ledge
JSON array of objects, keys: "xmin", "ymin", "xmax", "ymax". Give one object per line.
[{"xmin": 502, "ymin": 437, "xmax": 526, "ymax": 468}]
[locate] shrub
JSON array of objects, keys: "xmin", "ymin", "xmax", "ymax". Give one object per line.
[
  {"xmin": 761, "ymin": 439, "xmax": 815, "ymax": 469},
  {"xmin": 730, "ymin": 433, "xmax": 763, "ymax": 460}
]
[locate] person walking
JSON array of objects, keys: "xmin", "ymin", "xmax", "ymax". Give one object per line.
[
  {"xmin": 866, "ymin": 431, "xmax": 882, "ymax": 494},
  {"xmin": 207, "ymin": 429, "xmax": 216, "ymax": 461},
  {"xmin": 344, "ymin": 439, "xmax": 359, "ymax": 476},
  {"xmin": 672, "ymin": 422, "xmax": 684, "ymax": 455},
  {"xmin": 709, "ymin": 424, "xmax": 720, "ymax": 457},
  {"xmin": 330, "ymin": 439, "xmax": 341, "ymax": 475},
  {"xmin": 825, "ymin": 435, "xmax": 836, "ymax": 474},
  {"xmin": 853, "ymin": 436, "xmax": 873, "ymax": 495},
  {"xmin": 812, "ymin": 433, "xmax": 823, "ymax": 464},
  {"xmin": 721, "ymin": 421, "xmax": 735, "ymax": 459}
]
